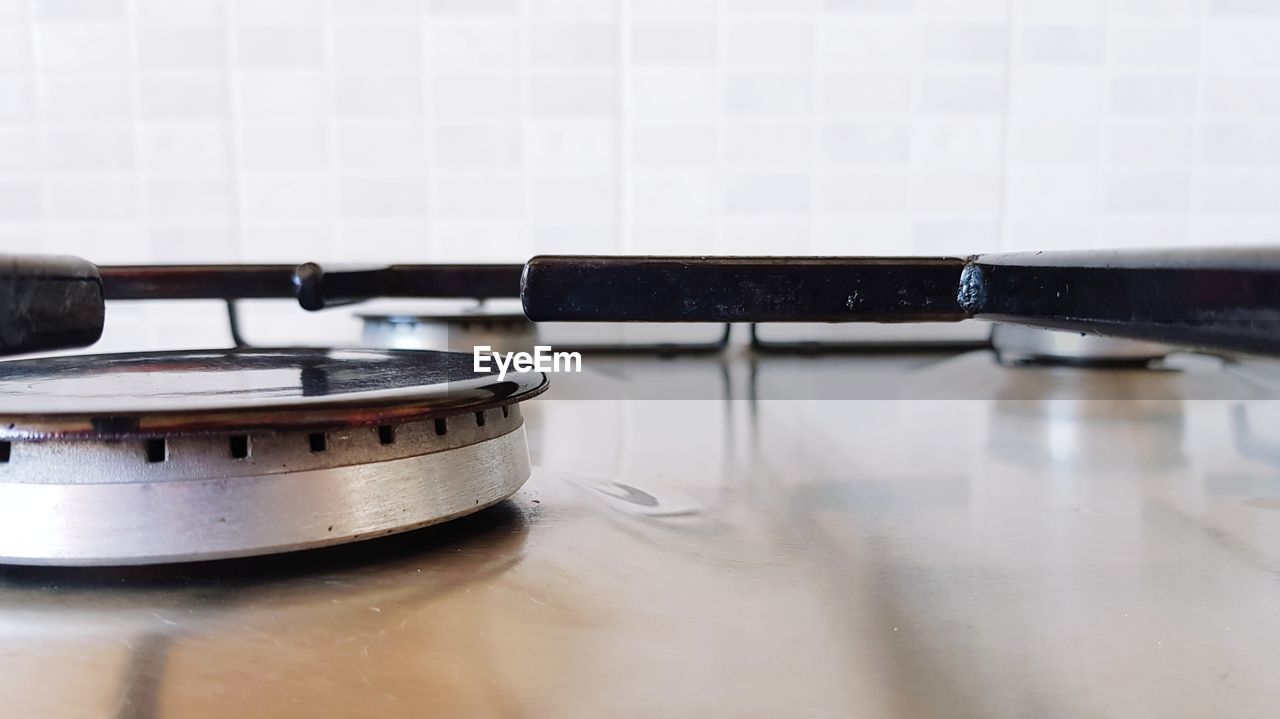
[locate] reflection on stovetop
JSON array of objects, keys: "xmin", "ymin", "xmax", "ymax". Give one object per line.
[{"xmin": 543, "ymin": 347, "xmax": 1280, "ymax": 402}]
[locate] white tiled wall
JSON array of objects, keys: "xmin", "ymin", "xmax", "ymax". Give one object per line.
[{"xmin": 1, "ymin": 0, "xmax": 1278, "ymax": 266}]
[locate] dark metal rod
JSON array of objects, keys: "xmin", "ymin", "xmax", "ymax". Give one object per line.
[
  {"xmin": 748, "ymin": 323, "xmax": 991, "ymax": 354},
  {"xmin": 99, "ymin": 263, "xmax": 525, "ymax": 306},
  {"xmin": 224, "ymin": 300, "xmax": 248, "ymax": 348},
  {"xmin": 291, "ymin": 263, "xmax": 524, "ymax": 310},
  {"xmin": 520, "ymin": 255, "xmax": 970, "ymax": 323},
  {"xmin": 41, "ymin": 249, "xmax": 1280, "ymax": 357},
  {"xmin": 100, "ymin": 264, "xmax": 298, "ymax": 300},
  {"xmin": 521, "ymin": 250, "xmax": 1280, "ymax": 355},
  {"xmin": 961, "ymin": 249, "xmax": 1280, "ymax": 356}
]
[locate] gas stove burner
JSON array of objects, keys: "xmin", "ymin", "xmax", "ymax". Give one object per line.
[
  {"xmin": 359, "ymin": 306, "xmax": 537, "ymax": 354},
  {"xmin": 990, "ymin": 325, "xmax": 1172, "ymax": 367},
  {"xmin": 0, "ymin": 348, "xmax": 547, "ymax": 566}
]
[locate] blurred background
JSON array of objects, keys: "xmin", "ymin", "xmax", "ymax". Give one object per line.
[{"xmin": 0, "ymin": 0, "xmax": 1277, "ymax": 347}]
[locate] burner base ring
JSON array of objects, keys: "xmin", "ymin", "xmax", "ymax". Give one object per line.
[{"xmin": 0, "ymin": 424, "xmax": 531, "ymax": 566}]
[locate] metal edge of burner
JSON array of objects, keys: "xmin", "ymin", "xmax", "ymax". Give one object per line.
[
  {"xmin": 1, "ymin": 406, "xmax": 520, "ymax": 484},
  {"xmin": 0, "ymin": 421, "xmax": 531, "ymax": 566},
  {"xmin": 989, "ymin": 324, "xmax": 1172, "ymax": 366},
  {"xmin": 0, "ymin": 374, "xmax": 549, "ymax": 441}
]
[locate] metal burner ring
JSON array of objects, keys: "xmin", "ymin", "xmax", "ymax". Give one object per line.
[{"xmin": 0, "ymin": 407, "xmax": 530, "ymax": 566}]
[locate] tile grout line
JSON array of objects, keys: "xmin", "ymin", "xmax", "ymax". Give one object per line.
[
  {"xmin": 996, "ymin": 0, "xmax": 1016, "ymax": 254},
  {"xmin": 1096, "ymin": 0, "xmax": 1114, "ymax": 251},
  {"xmin": 617, "ymin": 0, "xmax": 630, "ymax": 254},
  {"xmin": 424, "ymin": 0, "xmax": 440, "ymax": 261},
  {"xmin": 713, "ymin": 0, "xmax": 726, "ymax": 253},
  {"xmin": 1190, "ymin": 0, "xmax": 1209, "ymax": 246},
  {"xmin": 518, "ymin": 0, "xmax": 531, "ymax": 261},
  {"xmin": 223, "ymin": 0, "xmax": 248, "ymax": 264},
  {"xmin": 809, "ymin": 5, "xmax": 821, "ymax": 253},
  {"xmin": 904, "ymin": 0, "xmax": 921, "ymax": 255},
  {"xmin": 23, "ymin": 0, "xmax": 53, "ymax": 253},
  {"xmin": 124, "ymin": 0, "xmax": 149, "ymax": 263},
  {"xmin": 321, "ymin": 0, "xmax": 341, "ymax": 262}
]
